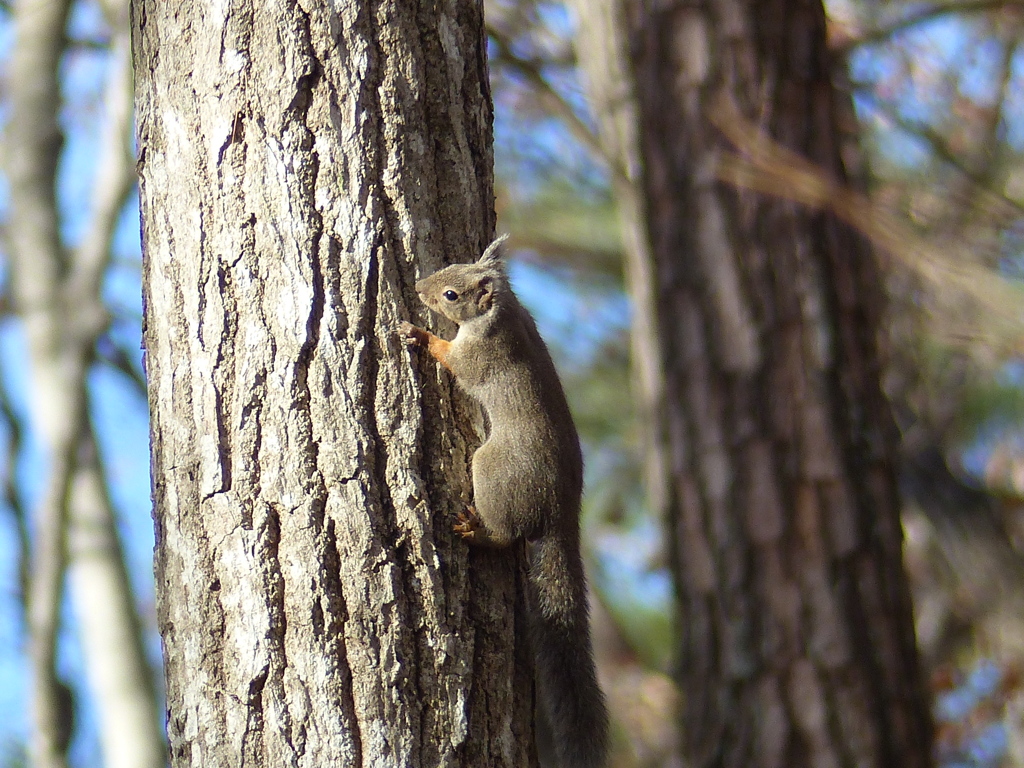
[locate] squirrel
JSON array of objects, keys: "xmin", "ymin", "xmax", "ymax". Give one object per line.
[{"xmin": 398, "ymin": 235, "xmax": 609, "ymax": 768}]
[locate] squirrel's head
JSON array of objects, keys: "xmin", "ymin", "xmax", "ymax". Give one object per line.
[{"xmin": 415, "ymin": 234, "xmax": 510, "ymax": 325}]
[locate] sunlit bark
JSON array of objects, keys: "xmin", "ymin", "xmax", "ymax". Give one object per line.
[{"xmin": 134, "ymin": 1, "xmax": 536, "ymax": 765}]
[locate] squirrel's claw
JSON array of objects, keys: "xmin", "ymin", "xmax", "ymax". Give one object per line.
[
  {"xmin": 397, "ymin": 321, "xmax": 425, "ymax": 347},
  {"xmin": 453, "ymin": 506, "xmax": 481, "ymax": 540}
]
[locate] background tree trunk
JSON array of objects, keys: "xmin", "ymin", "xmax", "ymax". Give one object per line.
[
  {"xmin": 565, "ymin": 0, "xmax": 672, "ymax": 530},
  {"xmin": 5, "ymin": 0, "xmax": 163, "ymax": 766},
  {"xmin": 573, "ymin": 1, "xmax": 934, "ymax": 766},
  {"xmin": 66, "ymin": 5, "xmax": 167, "ymax": 766},
  {"xmin": 133, "ymin": 2, "xmax": 536, "ymax": 766},
  {"xmin": 68, "ymin": 430, "xmax": 166, "ymax": 768},
  {"xmin": 7, "ymin": 4, "xmax": 80, "ymax": 765}
]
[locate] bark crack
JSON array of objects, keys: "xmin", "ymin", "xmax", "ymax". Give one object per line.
[
  {"xmin": 322, "ymin": 517, "xmax": 363, "ymax": 764},
  {"xmin": 240, "ymin": 663, "xmax": 269, "ymax": 766},
  {"xmin": 213, "ymin": 260, "xmax": 238, "ymax": 496}
]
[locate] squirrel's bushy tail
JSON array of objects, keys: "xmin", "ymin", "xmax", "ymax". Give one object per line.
[{"xmin": 528, "ymin": 535, "xmax": 609, "ymax": 768}]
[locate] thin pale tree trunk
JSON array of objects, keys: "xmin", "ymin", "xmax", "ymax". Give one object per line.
[
  {"xmin": 66, "ymin": 5, "xmax": 167, "ymax": 766},
  {"xmin": 68, "ymin": 429, "xmax": 166, "ymax": 768},
  {"xmin": 568, "ymin": 0, "xmax": 672, "ymax": 525},
  {"xmin": 133, "ymin": 2, "xmax": 536, "ymax": 766},
  {"xmin": 572, "ymin": 1, "xmax": 934, "ymax": 766},
  {"xmin": 5, "ymin": 0, "xmax": 169, "ymax": 764},
  {"xmin": 7, "ymin": 1, "xmax": 88, "ymax": 766}
]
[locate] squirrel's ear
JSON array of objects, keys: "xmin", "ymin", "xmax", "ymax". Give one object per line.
[
  {"xmin": 476, "ymin": 275, "xmax": 495, "ymax": 312},
  {"xmin": 478, "ymin": 233, "xmax": 510, "ymax": 266}
]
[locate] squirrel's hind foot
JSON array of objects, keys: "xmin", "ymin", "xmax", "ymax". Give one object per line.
[{"xmin": 453, "ymin": 506, "xmax": 482, "ymax": 540}]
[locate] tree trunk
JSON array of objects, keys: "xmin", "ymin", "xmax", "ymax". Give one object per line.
[
  {"xmin": 68, "ymin": 429, "xmax": 166, "ymax": 768},
  {"xmin": 573, "ymin": 1, "xmax": 934, "ymax": 766},
  {"xmin": 133, "ymin": 2, "xmax": 536, "ymax": 766},
  {"xmin": 566, "ymin": 0, "xmax": 672, "ymax": 527},
  {"xmin": 6, "ymin": 0, "xmax": 163, "ymax": 766},
  {"xmin": 6, "ymin": 4, "xmax": 79, "ymax": 766}
]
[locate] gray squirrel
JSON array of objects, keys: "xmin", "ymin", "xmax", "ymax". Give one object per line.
[{"xmin": 398, "ymin": 235, "xmax": 609, "ymax": 768}]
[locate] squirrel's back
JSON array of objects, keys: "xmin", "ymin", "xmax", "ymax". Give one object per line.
[
  {"xmin": 408, "ymin": 236, "xmax": 608, "ymax": 767},
  {"xmin": 462, "ymin": 289, "xmax": 607, "ymax": 768}
]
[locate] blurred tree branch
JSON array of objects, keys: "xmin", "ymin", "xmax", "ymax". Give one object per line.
[
  {"xmin": 487, "ymin": 24, "xmax": 610, "ymax": 170},
  {"xmin": 853, "ymin": 90, "xmax": 1024, "ymax": 221},
  {"xmin": 839, "ymin": 0, "xmax": 1024, "ymax": 52},
  {"xmin": 95, "ymin": 334, "xmax": 147, "ymax": 398},
  {"xmin": 710, "ymin": 93, "xmax": 1024, "ymax": 356},
  {"xmin": 0, "ymin": 365, "xmax": 30, "ymax": 610}
]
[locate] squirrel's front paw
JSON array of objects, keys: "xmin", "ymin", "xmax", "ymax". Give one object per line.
[
  {"xmin": 453, "ymin": 506, "xmax": 482, "ymax": 540},
  {"xmin": 397, "ymin": 321, "xmax": 426, "ymax": 347}
]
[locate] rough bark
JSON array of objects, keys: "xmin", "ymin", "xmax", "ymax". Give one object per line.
[
  {"xmin": 572, "ymin": 1, "xmax": 934, "ymax": 767},
  {"xmin": 133, "ymin": 2, "xmax": 535, "ymax": 766}
]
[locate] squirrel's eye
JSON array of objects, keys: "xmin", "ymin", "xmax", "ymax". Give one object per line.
[{"xmin": 443, "ymin": 290, "xmax": 458, "ymax": 301}]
